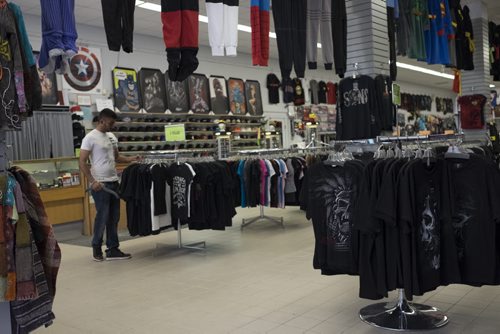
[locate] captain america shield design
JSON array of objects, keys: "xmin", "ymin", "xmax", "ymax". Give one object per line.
[{"xmin": 64, "ymin": 47, "xmax": 101, "ymax": 92}]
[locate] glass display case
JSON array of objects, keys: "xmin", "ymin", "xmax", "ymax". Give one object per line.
[
  {"xmin": 14, "ymin": 157, "xmax": 81, "ymax": 190},
  {"xmin": 12, "ymin": 157, "xmax": 87, "ymax": 226}
]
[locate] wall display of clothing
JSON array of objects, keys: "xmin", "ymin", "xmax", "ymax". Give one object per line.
[
  {"xmin": 245, "ymin": 80, "xmax": 263, "ymax": 116},
  {"xmin": 120, "ymin": 160, "xmax": 237, "ymax": 236},
  {"xmin": 112, "ymin": 67, "xmax": 141, "ymax": 112},
  {"xmin": 38, "ymin": 0, "xmax": 78, "ymax": 74},
  {"xmin": 161, "ymin": 0, "xmax": 199, "ymax": 82},
  {"xmin": 0, "ymin": 3, "xmax": 42, "ymax": 129},
  {"xmin": 209, "ymin": 76, "xmax": 229, "ymax": 114},
  {"xmin": 300, "ymin": 144, "xmax": 500, "ymax": 301},
  {"xmin": 233, "ymin": 156, "xmax": 307, "ymax": 208},
  {"xmin": 165, "ymin": 75, "xmax": 189, "ymax": 113},
  {"xmin": 396, "ymin": 0, "xmax": 474, "ymax": 70},
  {"xmin": 489, "ymin": 21, "xmax": 500, "ymax": 81},
  {"xmin": 227, "ymin": 78, "xmax": 247, "ymax": 115},
  {"xmin": 101, "ymin": 0, "xmax": 135, "ymax": 53},
  {"xmin": 188, "ymin": 74, "xmax": 211, "ymax": 114},
  {"xmin": 1, "ymin": 167, "xmax": 61, "ymax": 333},
  {"xmin": 34, "ymin": 51, "xmax": 58, "ymax": 105},
  {"xmin": 138, "ymin": 68, "xmax": 167, "ymax": 114}
]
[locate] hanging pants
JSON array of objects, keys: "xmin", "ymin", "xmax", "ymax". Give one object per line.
[
  {"xmin": 251, "ymin": 0, "xmax": 270, "ymax": 66},
  {"xmin": 161, "ymin": 0, "xmax": 199, "ymax": 82},
  {"xmin": 272, "ymin": 0, "xmax": 307, "ymax": 79},
  {"xmin": 101, "ymin": 0, "xmax": 135, "ymax": 53},
  {"xmin": 205, "ymin": 0, "xmax": 239, "ymax": 56},
  {"xmin": 331, "ymin": 0, "xmax": 347, "ymax": 78},
  {"xmin": 38, "ymin": 0, "xmax": 77, "ymax": 74},
  {"xmin": 387, "ymin": 6, "xmax": 397, "ymax": 81},
  {"xmin": 306, "ymin": 0, "xmax": 334, "ymax": 70}
]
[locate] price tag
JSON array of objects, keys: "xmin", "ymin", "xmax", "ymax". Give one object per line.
[
  {"xmin": 164, "ymin": 124, "xmax": 186, "ymax": 142},
  {"xmin": 392, "ymin": 83, "xmax": 401, "ymax": 106}
]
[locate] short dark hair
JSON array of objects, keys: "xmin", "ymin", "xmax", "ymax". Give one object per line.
[{"xmin": 99, "ymin": 108, "xmax": 117, "ymax": 121}]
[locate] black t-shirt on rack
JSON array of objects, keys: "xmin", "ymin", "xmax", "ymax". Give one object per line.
[
  {"xmin": 300, "ymin": 160, "xmax": 363, "ymax": 275},
  {"xmin": 443, "ymin": 155, "xmax": 500, "ymax": 286},
  {"xmin": 267, "ymin": 73, "xmax": 281, "ymax": 104},
  {"xmin": 398, "ymin": 159, "xmax": 446, "ymax": 295},
  {"xmin": 167, "ymin": 163, "xmax": 195, "ymax": 221},
  {"xmin": 336, "ymin": 75, "xmax": 381, "ymax": 140},
  {"xmin": 151, "ymin": 164, "xmax": 169, "ymax": 216}
]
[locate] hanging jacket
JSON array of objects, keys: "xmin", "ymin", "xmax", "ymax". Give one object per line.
[{"xmin": 0, "ymin": 5, "xmax": 26, "ymax": 128}]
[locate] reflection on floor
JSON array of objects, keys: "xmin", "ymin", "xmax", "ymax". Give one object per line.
[{"xmin": 35, "ymin": 207, "xmax": 500, "ymax": 334}]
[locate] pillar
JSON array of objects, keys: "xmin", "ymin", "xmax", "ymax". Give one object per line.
[
  {"xmin": 345, "ymin": 0, "xmax": 390, "ymax": 78},
  {"xmin": 461, "ymin": 0, "xmax": 492, "ymax": 139}
]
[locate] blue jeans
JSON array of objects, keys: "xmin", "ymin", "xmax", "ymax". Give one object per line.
[{"xmin": 91, "ymin": 181, "xmax": 120, "ymax": 250}]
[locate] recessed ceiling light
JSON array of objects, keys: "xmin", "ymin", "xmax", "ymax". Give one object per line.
[{"xmin": 490, "ymin": 84, "xmax": 496, "ymax": 88}]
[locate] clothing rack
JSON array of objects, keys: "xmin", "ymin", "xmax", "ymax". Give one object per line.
[
  {"xmin": 232, "ymin": 148, "xmax": 287, "ymax": 229},
  {"xmin": 356, "ymin": 134, "xmax": 473, "ymax": 331},
  {"xmin": 0, "ymin": 130, "xmax": 12, "ymax": 334},
  {"xmin": 140, "ymin": 150, "xmax": 210, "ymax": 253}
]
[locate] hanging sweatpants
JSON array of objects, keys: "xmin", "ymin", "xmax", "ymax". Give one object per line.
[
  {"xmin": 272, "ymin": 0, "xmax": 307, "ymax": 79},
  {"xmin": 39, "ymin": 0, "xmax": 78, "ymax": 74},
  {"xmin": 161, "ymin": 0, "xmax": 199, "ymax": 82},
  {"xmin": 306, "ymin": 0, "xmax": 334, "ymax": 70},
  {"xmin": 331, "ymin": 0, "xmax": 347, "ymax": 78},
  {"xmin": 251, "ymin": 0, "xmax": 270, "ymax": 66},
  {"xmin": 205, "ymin": 0, "xmax": 239, "ymax": 56},
  {"xmin": 101, "ymin": 0, "xmax": 135, "ymax": 53}
]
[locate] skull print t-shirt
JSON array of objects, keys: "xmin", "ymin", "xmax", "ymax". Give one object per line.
[
  {"xmin": 300, "ymin": 160, "xmax": 364, "ymax": 275},
  {"xmin": 167, "ymin": 163, "xmax": 196, "ymax": 222}
]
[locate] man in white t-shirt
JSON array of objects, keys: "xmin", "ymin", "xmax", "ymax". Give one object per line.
[{"xmin": 79, "ymin": 109, "xmax": 139, "ymax": 262}]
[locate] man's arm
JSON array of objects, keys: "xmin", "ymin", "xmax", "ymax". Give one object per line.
[
  {"xmin": 114, "ymin": 148, "xmax": 140, "ymax": 164},
  {"xmin": 79, "ymin": 149, "xmax": 102, "ymax": 191}
]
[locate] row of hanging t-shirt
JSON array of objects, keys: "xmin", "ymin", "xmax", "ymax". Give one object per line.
[
  {"xmin": 230, "ymin": 157, "xmax": 307, "ymax": 209},
  {"xmin": 300, "ymin": 145, "xmax": 500, "ymax": 300},
  {"xmin": 120, "ymin": 161, "xmax": 237, "ymax": 236}
]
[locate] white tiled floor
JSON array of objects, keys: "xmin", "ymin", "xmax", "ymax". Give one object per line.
[{"xmin": 34, "ymin": 207, "xmax": 500, "ymax": 333}]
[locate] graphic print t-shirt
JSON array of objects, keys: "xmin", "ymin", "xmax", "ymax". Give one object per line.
[
  {"xmin": 167, "ymin": 163, "xmax": 196, "ymax": 221},
  {"xmin": 458, "ymin": 94, "xmax": 486, "ymax": 129},
  {"xmin": 266, "ymin": 73, "xmax": 281, "ymax": 104},
  {"xmin": 300, "ymin": 161, "xmax": 363, "ymax": 275},
  {"xmin": 293, "ymin": 78, "xmax": 305, "ymax": 106},
  {"xmin": 337, "ymin": 75, "xmax": 381, "ymax": 140},
  {"xmin": 282, "ymin": 77, "xmax": 295, "ymax": 104}
]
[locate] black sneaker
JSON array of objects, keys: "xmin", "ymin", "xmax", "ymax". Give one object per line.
[
  {"xmin": 105, "ymin": 248, "xmax": 132, "ymax": 261},
  {"xmin": 93, "ymin": 247, "xmax": 104, "ymax": 262}
]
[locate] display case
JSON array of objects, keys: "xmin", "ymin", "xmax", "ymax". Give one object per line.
[{"xmin": 13, "ymin": 157, "xmax": 88, "ymax": 226}]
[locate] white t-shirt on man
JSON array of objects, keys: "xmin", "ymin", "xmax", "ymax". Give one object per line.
[{"xmin": 81, "ymin": 129, "xmax": 119, "ymax": 182}]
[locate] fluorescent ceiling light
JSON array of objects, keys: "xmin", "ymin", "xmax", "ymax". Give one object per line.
[
  {"xmin": 137, "ymin": 2, "xmax": 453, "ymax": 80},
  {"xmin": 490, "ymin": 84, "xmax": 496, "ymax": 88},
  {"xmin": 396, "ymin": 62, "xmax": 454, "ymax": 80}
]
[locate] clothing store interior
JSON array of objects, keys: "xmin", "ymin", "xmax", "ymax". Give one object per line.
[{"xmin": 2, "ymin": 0, "xmax": 500, "ymax": 333}]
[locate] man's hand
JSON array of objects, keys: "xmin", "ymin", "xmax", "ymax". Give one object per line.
[{"xmin": 91, "ymin": 181, "xmax": 103, "ymax": 192}]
